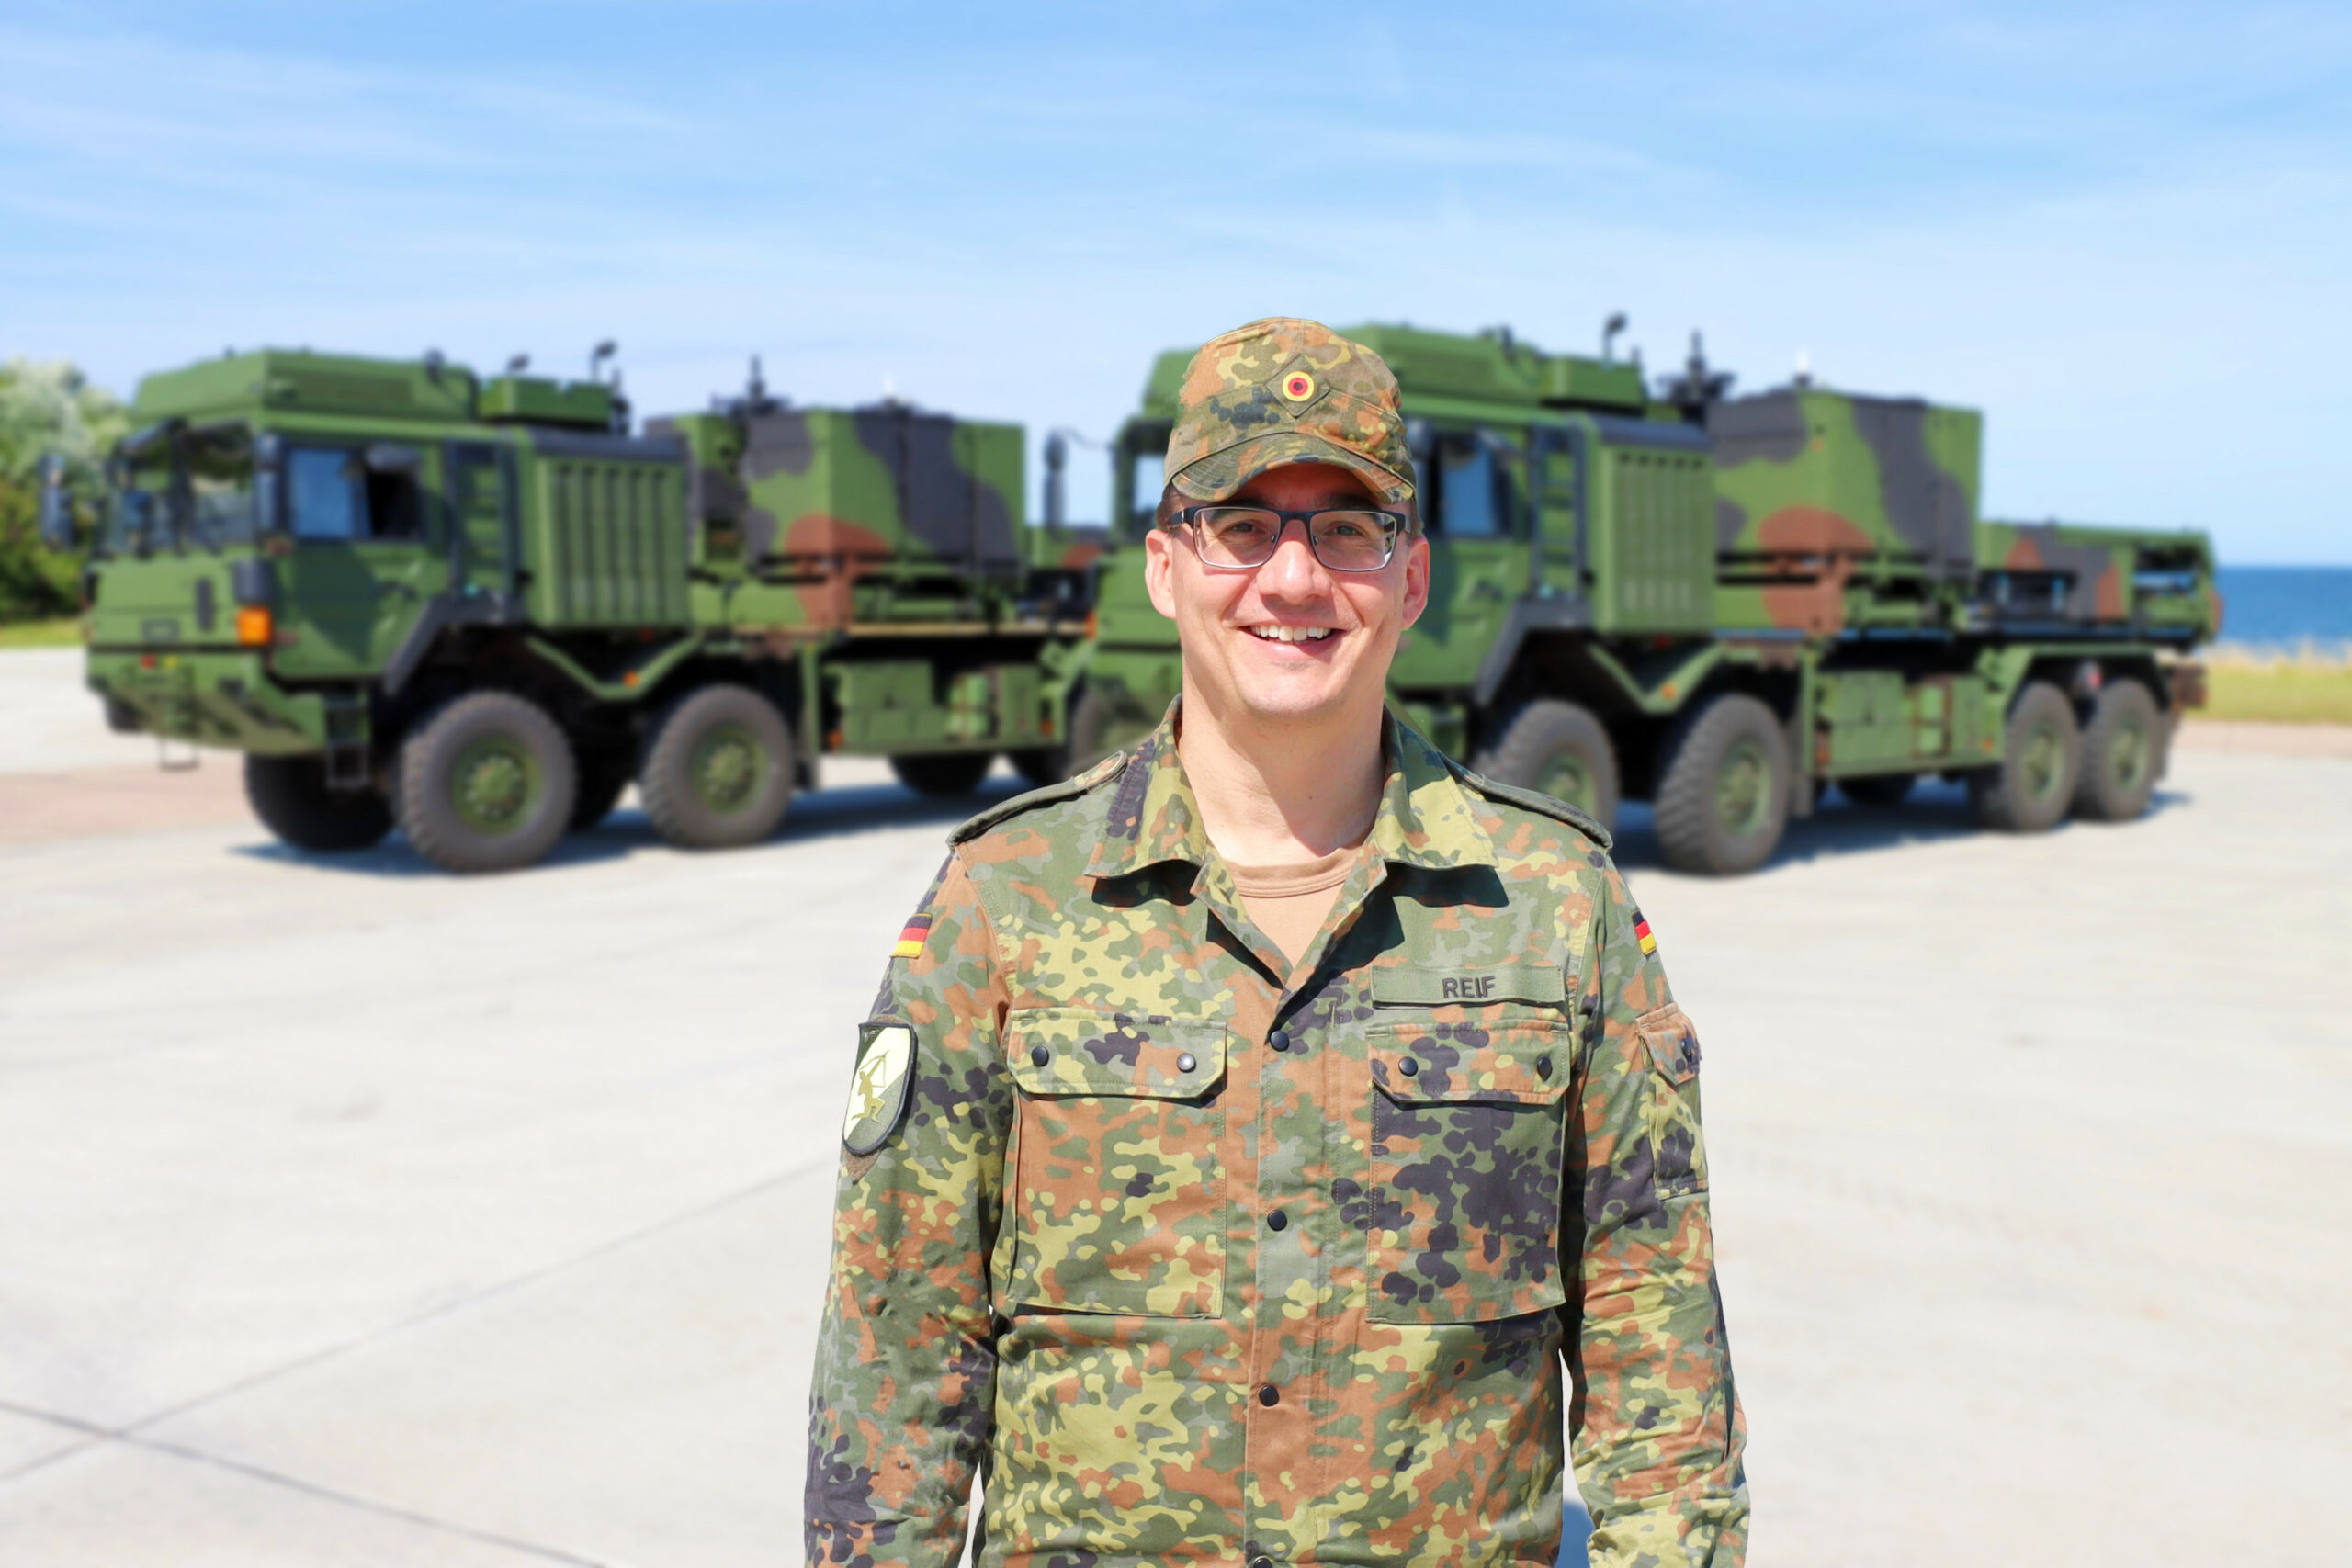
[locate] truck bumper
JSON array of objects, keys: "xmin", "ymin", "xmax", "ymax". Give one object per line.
[{"xmin": 86, "ymin": 649, "xmax": 329, "ymax": 756}]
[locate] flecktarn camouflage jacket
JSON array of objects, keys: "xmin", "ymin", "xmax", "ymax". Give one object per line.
[{"xmin": 807, "ymin": 708, "xmax": 1748, "ymax": 1568}]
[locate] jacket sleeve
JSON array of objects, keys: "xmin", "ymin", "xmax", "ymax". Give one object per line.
[
  {"xmin": 807, "ymin": 851, "xmax": 1013, "ymax": 1568},
  {"xmin": 1563, "ymin": 861, "xmax": 1750, "ymax": 1566}
]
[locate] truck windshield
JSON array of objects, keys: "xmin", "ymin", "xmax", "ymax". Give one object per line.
[{"xmin": 98, "ymin": 426, "xmax": 258, "ymax": 554}]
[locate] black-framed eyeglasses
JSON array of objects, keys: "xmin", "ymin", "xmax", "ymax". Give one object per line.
[{"xmin": 1166, "ymin": 504, "xmax": 1408, "ymax": 573}]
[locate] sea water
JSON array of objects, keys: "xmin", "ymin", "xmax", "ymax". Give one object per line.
[{"xmin": 2215, "ymin": 566, "xmax": 2352, "ymax": 651}]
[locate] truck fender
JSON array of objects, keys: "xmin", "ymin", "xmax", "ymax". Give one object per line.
[{"xmin": 1471, "ymin": 594, "xmax": 1591, "ymax": 710}]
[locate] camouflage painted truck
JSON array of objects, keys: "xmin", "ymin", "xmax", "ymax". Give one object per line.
[
  {"xmin": 1082, "ymin": 324, "xmax": 2218, "ymax": 874},
  {"xmin": 45, "ymin": 350, "xmax": 1094, "ymax": 872}
]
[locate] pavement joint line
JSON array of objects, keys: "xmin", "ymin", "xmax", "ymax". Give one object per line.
[
  {"xmin": 0, "ymin": 1399, "xmax": 111, "ymax": 1483},
  {"xmin": 129, "ymin": 1433, "xmax": 617, "ymax": 1567},
  {"xmin": 0, "ymin": 1154, "xmax": 837, "ymax": 1490}
]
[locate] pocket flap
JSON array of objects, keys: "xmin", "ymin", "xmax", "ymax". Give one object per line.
[
  {"xmin": 1638, "ymin": 1004, "xmax": 1701, "ymax": 1084},
  {"xmin": 1006, "ymin": 1009, "xmax": 1228, "ymax": 1097},
  {"xmin": 1370, "ymin": 964, "xmax": 1567, "ymax": 1007},
  {"xmin": 1369, "ymin": 1020, "xmax": 1568, "ymax": 1105}
]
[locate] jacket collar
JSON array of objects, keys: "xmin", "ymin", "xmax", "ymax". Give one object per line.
[{"xmin": 1084, "ymin": 699, "xmax": 1496, "ymax": 880}]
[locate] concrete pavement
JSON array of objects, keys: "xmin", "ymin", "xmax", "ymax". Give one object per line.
[{"xmin": 1, "ymin": 647, "xmax": 2346, "ymax": 1565}]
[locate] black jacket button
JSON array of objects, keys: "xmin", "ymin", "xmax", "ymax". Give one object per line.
[
  {"xmin": 1267, "ymin": 1209, "xmax": 1288, "ymax": 1232},
  {"xmin": 1259, "ymin": 1384, "xmax": 1279, "ymax": 1406},
  {"xmin": 1269, "ymin": 1029, "xmax": 1290, "ymax": 1052},
  {"xmin": 1029, "ymin": 1045, "xmax": 1048, "ymax": 1067},
  {"xmin": 1398, "ymin": 1057, "xmax": 1419, "ymax": 1077}
]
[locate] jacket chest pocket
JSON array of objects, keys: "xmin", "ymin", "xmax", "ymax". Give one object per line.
[
  {"xmin": 1363, "ymin": 1018, "xmax": 1572, "ymax": 1324},
  {"xmin": 1002, "ymin": 1009, "xmax": 1227, "ymax": 1319}
]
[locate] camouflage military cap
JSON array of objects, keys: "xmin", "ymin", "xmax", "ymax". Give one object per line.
[{"xmin": 1164, "ymin": 317, "xmax": 1416, "ymax": 512}]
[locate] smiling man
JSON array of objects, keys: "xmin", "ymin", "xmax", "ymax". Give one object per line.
[{"xmin": 806, "ymin": 318, "xmax": 1748, "ymax": 1568}]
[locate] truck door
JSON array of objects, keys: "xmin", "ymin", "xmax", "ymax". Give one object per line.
[
  {"xmin": 1389, "ymin": 423, "xmax": 1526, "ymax": 690},
  {"xmin": 274, "ymin": 443, "xmax": 435, "ymax": 678},
  {"xmin": 447, "ymin": 442, "xmax": 516, "ymax": 605},
  {"xmin": 1529, "ymin": 423, "xmax": 1585, "ymax": 600}
]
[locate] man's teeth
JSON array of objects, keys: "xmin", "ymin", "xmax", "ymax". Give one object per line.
[{"xmin": 1248, "ymin": 625, "xmax": 1334, "ymax": 643}]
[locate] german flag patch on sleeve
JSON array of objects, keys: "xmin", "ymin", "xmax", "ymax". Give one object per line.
[
  {"xmin": 891, "ymin": 911, "xmax": 933, "ymax": 960},
  {"xmin": 1634, "ymin": 912, "xmax": 1658, "ymax": 957}
]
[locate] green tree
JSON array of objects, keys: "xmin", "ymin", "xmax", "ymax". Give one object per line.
[{"xmin": 0, "ymin": 358, "xmax": 130, "ymax": 621}]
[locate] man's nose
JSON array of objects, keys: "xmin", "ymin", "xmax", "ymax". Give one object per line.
[{"xmin": 1255, "ymin": 521, "xmax": 1330, "ymax": 598}]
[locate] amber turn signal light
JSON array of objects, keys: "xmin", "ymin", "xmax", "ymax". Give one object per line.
[{"xmin": 235, "ymin": 605, "xmax": 274, "ymax": 647}]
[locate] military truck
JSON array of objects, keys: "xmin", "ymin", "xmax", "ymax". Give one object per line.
[
  {"xmin": 1082, "ymin": 324, "xmax": 2217, "ymax": 874},
  {"xmin": 48, "ymin": 349, "xmax": 1092, "ymax": 872}
]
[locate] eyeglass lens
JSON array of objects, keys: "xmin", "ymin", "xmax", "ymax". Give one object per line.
[{"xmin": 1189, "ymin": 508, "xmax": 1396, "ymax": 571}]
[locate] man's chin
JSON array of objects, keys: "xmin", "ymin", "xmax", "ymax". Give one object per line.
[{"xmin": 1225, "ymin": 676, "xmax": 1360, "ymax": 728}]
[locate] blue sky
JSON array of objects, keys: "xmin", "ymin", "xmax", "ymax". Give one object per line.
[{"xmin": 2, "ymin": 2, "xmax": 2346, "ymax": 561}]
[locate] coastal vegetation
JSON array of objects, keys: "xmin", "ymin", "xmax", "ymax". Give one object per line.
[
  {"xmin": 0, "ymin": 359, "xmax": 128, "ymax": 623},
  {"xmin": 2202, "ymin": 644, "xmax": 2352, "ymax": 726}
]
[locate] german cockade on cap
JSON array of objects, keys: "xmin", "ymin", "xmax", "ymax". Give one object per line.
[{"xmin": 1163, "ymin": 316, "xmax": 1416, "ymax": 509}]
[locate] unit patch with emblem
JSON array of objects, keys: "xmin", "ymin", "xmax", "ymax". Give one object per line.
[{"xmin": 843, "ymin": 1021, "xmax": 915, "ymax": 1156}]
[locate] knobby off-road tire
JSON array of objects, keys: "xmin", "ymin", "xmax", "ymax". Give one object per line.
[
  {"xmin": 890, "ymin": 750, "xmax": 994, "ymax": 797},
  {"xmin": 1006, "ymin": 744, "xmax": 1069, "ymax": 788},
  {"xmin": 1969, "ymin": 682, "xmax": 2081, "ymax": 833},
  {"xmin": 1472, "ymin": 698, "xmax": 1622, "ymax": 835},
  {"xmin": 1654, "ymin": 693, "xmax": 1792, "ymax": 876},
  {"xmin": 1838, "ymin": 772, "xmax": 1917, "ymax": 807},
  {"xmin": 243, "ymin": 753, "xmax": 393, "ymax": 852},
  {"xmin": 397, "ymin": 692, "xmax": 577, "ymax": 874},
  {"xmin": 568, "ymin": 742, "xmax": 634, "ymax": 832},
  {"xmin": 638, "ymin": 684, "xmax": 795, "ymax": 850},
  {"xmin": 2073, "ymin": 679, "xmax": 2164, "ymax": 823},
  {"xmin": 1008, "ymin": 686, "xmax": 1122, "ymax": 786}
]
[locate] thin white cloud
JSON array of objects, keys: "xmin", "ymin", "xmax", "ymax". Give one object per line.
[{"xmin": 0, "ymin": 6, "xmax": 2345, "ymax": 560}]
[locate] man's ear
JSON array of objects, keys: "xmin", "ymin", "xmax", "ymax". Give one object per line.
[
  {"xmin": 1398, "ymin": 533, "xmax": 1431, "ymax": 629},
  {"xmin": 1143, "ymin": 526, "xmax": 1179, "ymax": 620}
]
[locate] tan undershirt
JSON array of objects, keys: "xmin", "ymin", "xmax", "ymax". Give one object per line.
[{"xmin": 1226, "ymin": 843, "xmax": 1363, "ymax": 971}]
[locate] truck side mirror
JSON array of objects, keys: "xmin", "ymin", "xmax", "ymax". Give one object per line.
[
  {"xmin": 1405, "ymin": 418, "xmax": 1435, "ymax": 466},
  {"xmin": 253, "ymin": 433, "xmax": 286, "ymax": 537},
  {"xmin": 36, "ymin": 455, "xmax": 74, "ymax": 551}
]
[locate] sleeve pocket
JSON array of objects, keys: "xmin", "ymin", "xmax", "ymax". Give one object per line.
[{"xmin": 1636, "ymin": 1004, "xmax": 1708, "ymax": 1198}]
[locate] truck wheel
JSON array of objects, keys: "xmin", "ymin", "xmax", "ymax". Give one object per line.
[
  {"xmin": 244, "ymin": 754, "xmax": 393, "ymax": 852},
  {"xmin": 891, "ymin": 750, "xmax": 993, "ymax": 797},
  {"xmin": 398, "ymin": 692, "xmax": 577, "ymax": 874},
  {"xmin": 1969, "ymin": 682, "xmax": 2081, "ymax": 833},
  {"xmin": 1472, "ymin": 699, "xmax": 1620, "ymax": 834},
  {"xmin": 2073, "ymin": 680, "xmax": 2163, "ymax": 822},
  {"xmin": 1006, "ymin": 744, "xmax": 1068, "ymax": 787},
  {"xmin": 1839, "ymin": 772, "xmax": 1916, "ymax": 807},
  {"xmin": 1007, "ymin": 686, "xmax": 1112, "ymax": 786},
  {"xmin": 638, "ymin": 684, "xmax": 795, "ymax": 850},
  {"xmin": 569, "ymin": 743, "xmax": 633, "ymax": 832},
  {"xmin": 1655, "ymin": 694, "xmax": 1791, "ymax": 875}
]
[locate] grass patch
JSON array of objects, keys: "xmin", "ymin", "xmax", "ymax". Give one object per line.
[
  {"xmin": 2200, "ymin": 644, "xmax": 2352, "ymax": 725},
  {"xmin": 0, "ymin": 616, "xmax": 80, "ymax": 649}
]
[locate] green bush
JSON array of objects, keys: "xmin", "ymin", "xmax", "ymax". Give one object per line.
[{"xmin": 0, "ymin": 359, "xmax": 129, "ymax": 622}]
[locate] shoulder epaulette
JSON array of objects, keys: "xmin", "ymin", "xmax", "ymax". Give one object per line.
[
  {"xmin": 1445, "ymin": 758, "xmax": 1614, "ymax": 852},
  {"xmin": 947, "ymin": 750, "xmax": 1130, "ymax": 845}
]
